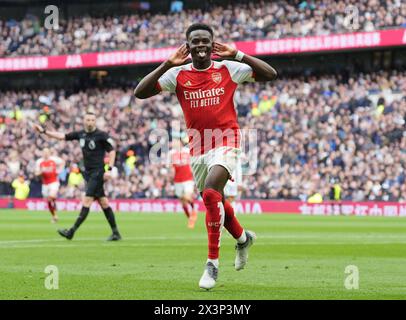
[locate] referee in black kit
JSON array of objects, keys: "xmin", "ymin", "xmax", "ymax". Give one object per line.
[{"xmin": 34, "ymin": 109, "xmax": 122, "ymax": 241}]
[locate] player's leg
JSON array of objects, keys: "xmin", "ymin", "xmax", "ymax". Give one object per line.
[
  {"xmin": 58, "ymin": 171, "xmax": 97, "ymax": 240},
  {"xmin": 198, "ymin": 147, "xmax": 256, "ymax": 288},
  {"xmin": 42, "ymin": 184, "xmax": 55, "ymax": 222},
  {"xmin": 47, "ymin": 196, "xmax": 57, "ymax": 222},
  {"xmin": 95, "ymin": 170, "xmax": 121, "ymax": 240},
  {"xmin": 223, "ymin": 177, "xmax": 256, "ymax": 270},
  {"xmin": 226, "ymin": 195, "xmax": 235, "ymax": 203},
  {"xmin": 48, "ymin": 182, "xmax": 60, "ymax": 223},
  {"xmin": 199, "ymin": 165, "xmax": 229, "ymax": 289},
  {"xmin": 180, "ymin": 195, "xmax": 195, "ymax": 228},
  {"xmin": 223, "ymin": 180, "xmax": 245, "ymax": 242},
  {"xmin": 181, "ymin": 197, "xmax": 191, "ymax": 218},
  {"xmin": 191, "ymin": 157, "xmax": 219, "ymax": 289},
  {"xmin": 175, "ymin": 183, "xmax": 191, "ymax": 218},
  {"xmin": 223, "ymin": 199, "xmax": 256, "ymax": 271},
  {"xmin": 183, "ymin": 182, "xmax": 198, "ymax": 229},
  {"xmin": 214, "ymin": 150, "xmax": 256, "ymax": 271},
  {"xmin": 98, "ymin": 197, "xmax": 121, "ymax": 241},
  {"xmin": 184, "ymin": 180, "xmax": 197, "ymax": 210},
  {"xmin": 203, "ymin": 165, "xmax": 228, "ymax": 259},
  {"xmin": 58, "ymin": 196, "xmax": 93, "ymax": 240},
  {"xmin": 72, "ymin": 196, "xmax": 93, "ymax": 231},
  {"xmin": 224, "ymin": 179, "xmax": 237, "ymax": 207}
]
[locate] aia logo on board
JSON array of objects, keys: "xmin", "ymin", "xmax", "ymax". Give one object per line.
[
  {"xmin": 65, "ymin": 55, "xmax": 83, "ymax": 68},
  {"xmin": 212, "ymin": 72, "xmax": 222, "ymax": 84}
]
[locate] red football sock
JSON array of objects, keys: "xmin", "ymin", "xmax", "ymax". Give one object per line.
[
  {"xmin": 223, "ymin": 200, "xmax": 244, "ymax": 239},
  {"xmin": 182, "ymin": 203, "xmax": 191, "ymax": 218},
  {"xmin": 202, "ymin": 189, "xmax": 224, "ymax": 260},
  {"xmin": 189, "ymin": 198, "xmax": 195, "ymax": 211},
  {"xmin": 48, "ymin": 199, "xmax": 56, "ymax": 217}
]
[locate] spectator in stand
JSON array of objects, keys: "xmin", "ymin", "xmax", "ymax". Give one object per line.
[
  {"xmin": 67, "ymin": 164, "xmax": 84, "ymax": 198},
  {"xmin": 12, "ymin": 174, "xmax": 30, "ymax": 200},
  {"xmin": 124, "ymin": 150, "xmax": 137, "ymax": 176},
  {"xmin": 0, "ymin": 70, "xmax": 404, "ymax": 201}
]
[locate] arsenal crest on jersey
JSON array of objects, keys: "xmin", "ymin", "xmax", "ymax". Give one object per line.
[{"xmin": 212, "ymin": 72, "xmax": 222, "ymax": 84}]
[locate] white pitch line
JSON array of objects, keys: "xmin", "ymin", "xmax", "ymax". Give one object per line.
[
  {"xmin": 1, "ymin": 233, "xmax": 406, "ymax": 245},
  {"xmin": 2, "ymin": 241, "xmax": 406, "ymax": 250},
  {"xmin": 0, "ymin": 236, "xmax": 176, "ymax": 244},
  {"xmin": 1, "ymin": 235, "xmax": 406, "ymax": 249}
]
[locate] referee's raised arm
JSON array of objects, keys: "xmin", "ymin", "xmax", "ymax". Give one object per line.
[{"xmin": 33, "ymin": 123, "xmax": 67, "ymax": 140}]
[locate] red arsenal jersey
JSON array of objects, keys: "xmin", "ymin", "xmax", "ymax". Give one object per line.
[
  {"xmin": 35, "ymin": 157, "xmax": 63, "ymax": 184},
  {"xmin": 170, "ymin": 148, "xmax": 194, "ymax": 183},
  {"xmin": 158, "ymin": 60, "xmax": 255, "ymax": 156}
]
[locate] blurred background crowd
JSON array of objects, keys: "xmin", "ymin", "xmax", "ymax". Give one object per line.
[
  {"xmin": 1, "ymin": 0, "xmax": 405, "ymax": 202},
  {"xmin": 1, "ymin": 70, "xmax": 405, "ymax": 201}
]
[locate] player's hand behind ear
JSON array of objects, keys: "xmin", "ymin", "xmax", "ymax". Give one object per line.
[
  {"xmin": 167, "ymin": 44, "xmax": 190, "ymax": 67},
  {"xmin": 212, "ymin": 42, "xmax": 237, "ymax": 58}
]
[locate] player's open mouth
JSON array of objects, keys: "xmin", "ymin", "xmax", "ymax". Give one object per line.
[{"xmin": 197, "ymin": 51, "xmax": 207, "ymax": 58}]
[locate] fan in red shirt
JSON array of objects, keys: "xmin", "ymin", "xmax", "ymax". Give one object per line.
[
  {"xmin": 134, "ymin": 23, "xmax": 277, "ymax": 290},
  {"xmin": 35, "ymin": 148, "xmax": 65, "ymax": 223},
  {"xmin": 169, "ymin": 139, "xmax": 197, "ymax": 229}
]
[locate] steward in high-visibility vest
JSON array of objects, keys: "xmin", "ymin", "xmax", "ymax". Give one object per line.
[
  {"xmin": 68, "ymin": 166, "xmax": 84, "ymax": 187},
  {"xmin": 308, "ymin": 192, "xmax": 323, "ymax": 204},
  {"xmin": 12, "ymin": 176, "xmax": 30, "ymax": 200}
]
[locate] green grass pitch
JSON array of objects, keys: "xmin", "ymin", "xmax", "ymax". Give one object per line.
[{"xmin": 0, "ymin": 210, "xmax": 405, "ymax": 299}]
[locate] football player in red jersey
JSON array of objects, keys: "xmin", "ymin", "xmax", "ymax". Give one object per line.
[
  {"xmin": 134, "ymin": 23, "xmax": 277, "ymax": 289},
  {"xmin": 35, "ymin": 148, "xmax": 65, "ymax": 223},
  {"xmin": 169, "ymin": 139, "xmax": 198, "ymax": 229}
]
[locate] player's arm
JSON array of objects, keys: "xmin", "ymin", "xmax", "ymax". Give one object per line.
[
  {"xmin": 53, "ymin": 157, "xmax": 65, "ymax": 174},
  {"xmin": 103, "ymin": 134, "xmax": 116, "ymax": 179},
  {"xmin": 134, "ymin": 44, "xmax": 189, "ymax": 99},
  {"xmin": 104, "ymin": 135, "xmax": 116, "ymax": 168},
  {"xmin": 106, "ymin": 150, "xmax": 118, "ymax": 180},
  {"xmin": 34, "ymin": 159, "xmax": 42, "ymax": 176},
  {"xmin": 33, "ymin": 124, "xmax": 66, "ymax": 140},
  {"xmin": 213, "ymin": 42, "xmax": 277, "ymax": 81},
  {"xmin": 107, "ymin": 150, "xmax": 116, "ymax": 169}
]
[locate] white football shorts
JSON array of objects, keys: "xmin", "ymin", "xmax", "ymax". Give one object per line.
[
  {"xmin": 190, "ymin": 146, "xmax": 241, "ymax": 192},
  {"xmin": 174, "ymin": 180, "xmax": 195, "ymax": 198},
  {"xmin": 42, "ymin": 181, "xmax": 60, "ymax": 198}
]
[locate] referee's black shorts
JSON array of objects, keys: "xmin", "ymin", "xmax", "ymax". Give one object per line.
[{"xmin": 84, "ymin": 169, "xmax": 105, "ymax": 198}]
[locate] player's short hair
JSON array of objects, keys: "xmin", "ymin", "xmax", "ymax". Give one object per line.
[
  {"xmin": 186, "ymin": 23, "xmax": 214, "ymax": 40},
  {"xmin": 85, "ymin": 107, "xmax": 96, "ymax": 116}
]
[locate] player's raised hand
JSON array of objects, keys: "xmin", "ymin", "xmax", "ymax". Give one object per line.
[
  {"xmin": 33, "ymin": 123, "xmax": 45, "ymax": 134},
  {"xmin": 103, "ymin": 171, "xmax": 112, "ymax": 181},
  {"xmin": 167, "ymin": 44, "xmax": 190, "ymax": 67},
  {"xmin": 104, "ymin": 167, "xmax": 118, "ymax": 181},
  {"xmin": 212, "ymin": 42, "xmax": 238, "ymax": 58}
]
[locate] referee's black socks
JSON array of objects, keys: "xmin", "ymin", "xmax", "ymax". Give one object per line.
[
  {"xmin": 102, "ymin": 207, "xmax": 119, "ymax": 234},
  {"xmin": 71, "ymin": 206, "xmax": 90, "ymax": 232}
]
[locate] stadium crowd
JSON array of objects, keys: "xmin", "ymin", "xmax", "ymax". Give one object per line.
[
  {"xmin": 1, "ymin": 0, "xmax": 406, "ymax": 57},
  {"xmin": 1, "ymin": 70, "xmax": 405, "ymax": 201}
]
